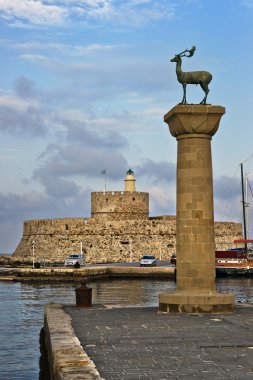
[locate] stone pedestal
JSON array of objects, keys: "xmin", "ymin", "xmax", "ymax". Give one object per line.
[{"xmin": 159, "ymin": 105, "xmax": 235, "ymax": 313}]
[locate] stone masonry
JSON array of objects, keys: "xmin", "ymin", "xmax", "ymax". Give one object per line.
[
  {"xmin": 159, "ymin": 104, "xmax": 235, "ymax": 313},
  {"xmin": 13, "ymin": 171, "xmax": 242, "ymax": 264}
]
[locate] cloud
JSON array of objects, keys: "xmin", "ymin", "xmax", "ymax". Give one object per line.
[
  {"xmin": 0, "ymin": 75, "xmax": 128, "ymax": 138},
  {"xmin": 241, "ymin": 0, "xmax": 253, "ymax": 8},
  {"xmin": 14, "ymin": 76, "xmax": 36, "ymax": 98},
  {"xmin": 2, "ymin": 37, "xmax": 173, "ymax": 105},
  {"xmin": 135, "ymin": 159, "xmax": 176, "ymax": 184},
  {"xmin": 15, "ymin": 41, "xmax": 115, "ymax": 57},
  {"xmin": 0, "ymin": 191, "xmax": 50, "ymax": 215},
  {"xmin": 19, "ymin": 54, "xmax": 47, "ymax": 63},
  {"xmin": 0, "ymin": 0, "xmax": 68, "ymax": 26},
  {"xmin": 0, "ymin": 112, "xmax": 130, "ymax": 253},
  {"xmin": 213, "ymin": 175, "xmax": 243, "ymax": 223},
  {"xmin": 0, "ymin": 219, "xmax": 23, "ymax": 254},
  {"xmin": 214, "ymin": 175, "xmax": 241, "ymax": 201},
  {"xmin": 33, "ymin": 142, "xmax": 129, "ymax": 189},
  {"xmin": 149, "ymin": 186, "xmax": 175, "ymax": 216},
  {"xmin": 69, "ymin": 43, "xmax": 114, "ymax": 56},
  {"xmin": 78, "ymin": 0, "xmax": 176, "ymax": 26},
  {"xmin": 38, "ymin": 176, "xmax": 84, "ymax": 199},
  {"xmin": 0, "ymin": 99, "xmax": 48, "ymax": 137},
  {"xmin": 34, "ymin": 56, "xmax": 171, "ymax": 98},
  {"xmin": 65, "ymin": 122, "xmax": 128, "ymax": 149},
  {"xmin": 0, "ymin": 187, "xmax": 91, "ymax": 253},
  {"xmin": 12, "ymin": 47, "xmax": 172, "ymax": 108},
  {"xmin": 27, "ymin": 114, "xmax": 130, "ymax": 193},
  {"xmin": 0, "ymin": 154, "xmax": 15, "ymax": 160},
  {"xmin": 0, "ymin": 72, "xmax": 146, "ymax": 138},
  {"xmin": 0, "ymin": 0, "xmax": 176, "ymax": 28},
  {"xmin": 0, "ymin": 94, "xmax": 38, "ymax": 108},
  {"xmin": 0, "ymin": 78, "xmax": 68, "ymax": 138}
]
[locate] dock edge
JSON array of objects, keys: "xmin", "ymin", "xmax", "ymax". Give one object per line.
[{"xmin": 44, "ymin": 303, "xmax": 104, "ymax": 380}]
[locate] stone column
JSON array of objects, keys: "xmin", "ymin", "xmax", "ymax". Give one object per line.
[{"xmin": 159, "ymin": 104, "xmax": 235, "ymax": 313}]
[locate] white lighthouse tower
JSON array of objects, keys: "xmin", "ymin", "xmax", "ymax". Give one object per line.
[{"xmin": 124, "ymin": 169, "xmax": 136, "ymax": 192}]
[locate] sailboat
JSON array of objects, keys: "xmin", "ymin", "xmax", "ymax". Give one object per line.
[{"xmin": 215, "ymin": 162, "xmax": 253, "ymax": 276}]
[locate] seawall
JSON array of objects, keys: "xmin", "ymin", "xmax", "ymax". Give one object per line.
[
  {"xmin": 44, "ymin": 303, "xmax": 104, "ymax": 379},
  {"xmin": 0, "ymin": 266, "xmax": 175, "ymax": 282}
]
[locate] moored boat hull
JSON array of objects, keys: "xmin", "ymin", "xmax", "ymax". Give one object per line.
[{"xmin": 216, "ymin": 264, "xmax": 253, "ymax": 277}]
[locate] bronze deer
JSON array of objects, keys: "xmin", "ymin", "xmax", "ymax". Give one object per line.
[{"xmin": 170, "ymin": 46, "xmax": 212, "ymax": 105}]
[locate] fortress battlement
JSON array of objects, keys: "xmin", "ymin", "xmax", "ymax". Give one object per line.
[{"xmin": 13, "ymin": 170, "xmax": 242, "ymax": 264}]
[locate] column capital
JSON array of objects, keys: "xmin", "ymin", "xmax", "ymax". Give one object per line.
[{"xmin": 164, "ymin": 104, "xmax": 225, "ymax": 138}]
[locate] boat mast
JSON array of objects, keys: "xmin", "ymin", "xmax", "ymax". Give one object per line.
[
  {"xmin": 240, "ymin": 163, "xmax": 247, "ymax": 250},
  {"xmin": 245, "ymin": 173, "xmax": 249, "ymax": 241}
]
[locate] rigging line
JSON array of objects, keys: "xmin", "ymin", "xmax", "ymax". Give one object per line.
[
  {"xmin": 248, "ymin": 181, "xmax": 253, "ymax": 198},
  {"xmin": 220, "ymin": 155, "xmax": 253, "ymax": 222},
  {"xmin": 217, "ymin": 165, "xmax": 240, "ymax": 222},
  {"xmin": 240, "ymin": 153, "xmax": 253, "ymax": 166}
]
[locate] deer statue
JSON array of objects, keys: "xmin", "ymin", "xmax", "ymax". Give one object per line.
[{"xmin": 170, "ymin": 46, "xmax": 212, "ymax": 105}]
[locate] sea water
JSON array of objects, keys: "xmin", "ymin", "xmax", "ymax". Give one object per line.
[{"xmin": 0, "ymin": 278, "xmax": 252, "ymax": 379}]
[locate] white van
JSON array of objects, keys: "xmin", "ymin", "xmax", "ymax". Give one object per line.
[{"xmin": 64, "ymin": 253, "xmax": 85, "ymax": 267}]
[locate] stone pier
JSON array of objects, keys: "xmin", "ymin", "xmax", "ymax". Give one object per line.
[{"xmin": 159, "ymin": 104, "xmax": 235, "ymax": 313}]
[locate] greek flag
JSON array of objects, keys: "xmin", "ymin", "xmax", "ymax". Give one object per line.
[{"xmin": 101, "ymin": 169, "xmax": 106, "ymax": 175}]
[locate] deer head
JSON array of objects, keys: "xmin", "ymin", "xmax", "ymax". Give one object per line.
[{"xmin": 170, "ymin": 46, "xmax": 196, "ymax": 62}]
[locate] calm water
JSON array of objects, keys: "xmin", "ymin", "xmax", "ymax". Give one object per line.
[{"xmin": 0, "ymin": 277, "xmax": 253, "ymax": 379}]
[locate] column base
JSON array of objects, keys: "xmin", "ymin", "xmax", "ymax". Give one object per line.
[{"xmin": 159, "ymin": 292, "xmax": 235, "ymax": 314}]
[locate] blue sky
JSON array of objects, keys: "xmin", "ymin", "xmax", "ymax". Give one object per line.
[{"xmin": 0, "ymin": 0, "xmax": 253, "ymax": 253}]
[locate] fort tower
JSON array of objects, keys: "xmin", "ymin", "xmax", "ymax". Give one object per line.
[{"xmin": 91, "ymin": 170, "xmax": 149, "ymax": 221}]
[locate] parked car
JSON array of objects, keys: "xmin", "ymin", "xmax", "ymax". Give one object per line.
[
  {"xmin": 170, "ymin": 253, "xmax": 176, "ymax": 266},
  {"xmin": 140, "ymin": 255, "xmax": 157, "ymax": 267},
  {"xmin": 64, "ymin": 254, "xmax": 85, "ymax": 267}
]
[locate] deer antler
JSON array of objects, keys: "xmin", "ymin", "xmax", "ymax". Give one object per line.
[{"xmin": 178, "ymin": 46, "xmax": 196, "ymax": 58}]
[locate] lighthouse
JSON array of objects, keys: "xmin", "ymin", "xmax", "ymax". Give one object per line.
[
  {"xmin": 124, "ymin": 169, "xmax": 136, "ymax": 192},
  {"xmin": 91, "ymin": 169, "xmax": 148, "ymax": 220}
]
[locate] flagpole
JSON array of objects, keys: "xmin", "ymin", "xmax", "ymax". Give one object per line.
[{"xmin": 101, "ymin": 169, "xmax": 107, "ymax": 192}]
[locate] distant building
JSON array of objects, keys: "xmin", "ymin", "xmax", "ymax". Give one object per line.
[{"xmin": 13, "ymin": 170, "xmax": 242, "ymax": 263}]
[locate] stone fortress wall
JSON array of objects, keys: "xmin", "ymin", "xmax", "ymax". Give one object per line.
[
  {"xmin": 13, "ymin": 216, "xmax": 242, "ymax": 264},
  {"xmin": 13, "ymin": 170, "xmax": 242, "ymax": 264},
  {"xmin": 91, "ymin": 191, "xmax": 149, "ymax": 220}
]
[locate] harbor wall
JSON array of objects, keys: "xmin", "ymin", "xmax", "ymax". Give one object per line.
[
  {"xmin": 13, "ymin": 215, "xmax": 242, "ymax": 264},
  {"xmin": 44, "ymin": 303, "xmax": 103, "ymax": 379},
  {"xmin": 1, "ymin": 266, "xmax": 174, "ymax": 282}
]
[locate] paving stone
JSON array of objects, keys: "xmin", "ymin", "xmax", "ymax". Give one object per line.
[{"xmin": 65, "ymin": 305, "xmax": 253, "ymax": 379}]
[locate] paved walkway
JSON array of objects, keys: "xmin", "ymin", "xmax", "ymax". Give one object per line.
[{"xmin": 65, "ymin": 304, "xmax": 253, "ymax": 379}]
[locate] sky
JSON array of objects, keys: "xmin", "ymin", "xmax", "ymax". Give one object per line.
[{"xmin": 0, "ymin": 0, "xmax": 253, "ymax": 253}]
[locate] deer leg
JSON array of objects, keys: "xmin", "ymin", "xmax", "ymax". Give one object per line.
[
  {"xmin": 200, "ymin": 83, "xmax": 209, "ymax": 104},
  {"xmin": 180, "ymin": 83, "xmax": 187, "ymax": 104}
]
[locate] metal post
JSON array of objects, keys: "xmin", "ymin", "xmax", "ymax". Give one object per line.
[
  {"xmin": 245, "ymin": 173, "xmax": 250, "ymax": 242},
  {"xmin": 129, "ymin": 238, "xmax": 133, "ymax": 262},
  {"xmin": 240, "ymin": 163, "xmax": 247, "ymax": 251},
  {"xmin": 32, "ymin": 241, "xmax": 35, "ymax": 269}
]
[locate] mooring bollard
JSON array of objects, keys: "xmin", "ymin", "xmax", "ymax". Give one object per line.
[{"xmin": 75, "ymin": 282, "xmax": 92, "ymax": 307}]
